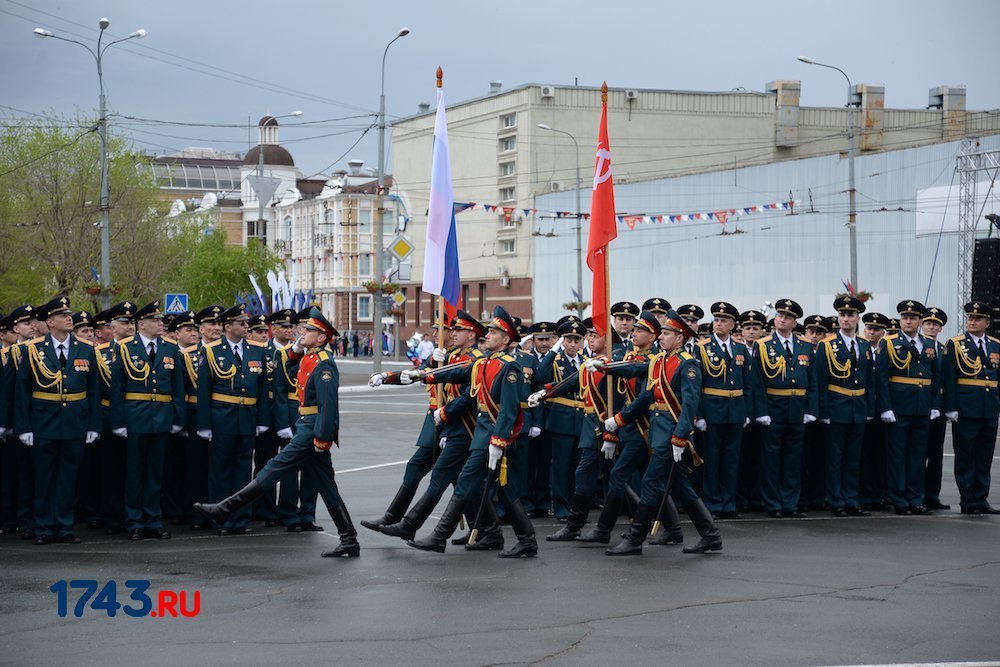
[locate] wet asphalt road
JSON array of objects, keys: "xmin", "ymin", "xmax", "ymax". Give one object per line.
[{"xmin": 1, "ymin": 358, "xmax": 999, "ymax": 666}]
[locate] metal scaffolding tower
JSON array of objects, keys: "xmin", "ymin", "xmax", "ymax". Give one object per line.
[{"xmin": 957, "ymin": 139, "xmax": 1000, "ymax": 307}]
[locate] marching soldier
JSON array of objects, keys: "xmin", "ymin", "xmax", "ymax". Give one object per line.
[
  {"xmin": 196, "ymin": 308, "xmax": 361, "ymax": 557},
  {"xmin": 696, "ymin": 301, "xmax": 757, "ymax": 519},
  {"xmin": 111, "ymin": 301, "xmax": 186, "ymax": 540},
  {"xmin": 941, "ymin": 301, "xmax": 1000, "ymax": 514},
  {"xmin": 604, "ymin": 309, "xmax": 722, "ymax": 556},
  {"xmin": 753, "ymin": 299, "xmax": 817, "ymax": 518},
  {"xmin": 406, "ymin": 306, "xmax": 537, "ymax": 558},
  {"xmin": 13, "ymin": 296, "xmax": 100, "ymax": 544},
  {"xmin": 921, "ymin": 307, "xmax": 950, "ymax": 510},
  {"xmin": 875, "ymin": 300, "xmax": 939, "ymax": 515},
  {"xmin": 504, "ymin": 319, "xmax": 540, "ymax": 519},
  {"xmin": 534, "ymin": 317, "xmax": 587, "ymax": 520},
  {"xmin": 196, "ymin": 304, "xmax": 271, "ymax": 535},
  {"xmin": 816, "ymin": 296, "xmax": 876, "ymax": 517}
]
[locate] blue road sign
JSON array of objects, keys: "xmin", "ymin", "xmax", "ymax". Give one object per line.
[{"xmin": 165, "ymin": 293, "xmax": 189, "ymax": 313}]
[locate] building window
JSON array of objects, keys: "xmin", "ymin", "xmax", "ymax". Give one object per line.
[
  {"xmin": 499, "ymin": 161, "xmax": 515, "ymax": 177},
  {"xmin": 499, "ymin": 187, "xmax": 515, "ymax": 203},
  {"xmin": 357, "ymin": 202, "xmax": 372, "ymax": 230},
  {"xmin": 324, "ymin": 208, "xmax": 335, "ymax": 225},
  {"xmin": 358, "ymin": 294, "xmax": 372, "ymax": 321},
  {"xmin": 358, "ymin": 253, "xmax": 371, "ymax": 278},
  {"xmin": 500, "ymin": 137, "xmax": 516, "ymax": 153},
  {"xmin": 501, "ymin": 113, "xmax": 516, "ymax": 129},
  {"xmin": 282, "ymin": 215, "xmax": 292, "ymax": 242},
  {"xmin": 499, "ymin": 239, "xmax": 515, "ymax": 255}
]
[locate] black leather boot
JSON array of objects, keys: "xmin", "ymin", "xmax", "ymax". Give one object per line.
[
  {"xmin": 450, "ymin": 502, "xmax": 477, "ymax": 545},
  {"xmin": 360, "ymin": 484, "xmax": 416, "ymax": 532},
  {"xmin": 466, "ymin": 499, "xmax": 504, "ymax": 551},
  {"xmin": 624, "ymin": 485, "xmax": 641, "ymax": 520},
  {"xmin": 606, "ymin": 503, "xmax": 656, "ymax": 556},
  {"xmin": 321, "ymin": 503, "xmax": 360, "ymax": 558},
  {"xmin": 378, "ymin": 492, "xmax": 439, "ymax": 540},
  {"xmin": 194, "ymin": 479, "xmax": 265, "ymax": 526},
  {"xmin": 408, "ymin": 494, "xmax": 466, "ymax": 553},
  {"xmin": 649, "ymin": 496, "xmax": 684, "ymax": 545},
  {"xmin": 682, "ymin": 499, "xmax": 723, "ymax": 554},
  {"xmin": 577, "ymin": 493, "xmax": 623, "ymax": 543},
  {"xmin": 546, "ymin": 493, "xmax": 591, "ymax": 541},
  {"xmin": 498, "ymin": 498, "xmax": 537, "ymax": 558}
]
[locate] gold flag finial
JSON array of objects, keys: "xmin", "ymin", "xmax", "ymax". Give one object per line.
[
  {"xmin": 601, "ymin": 81, "xmax": 608, "ymax": 103},
  {"xmin": 436, "ymin": 66, "xmax": 443, "ymax": 89}
]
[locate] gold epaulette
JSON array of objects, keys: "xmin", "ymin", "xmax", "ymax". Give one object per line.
[
  {"xmin": 96, "ymin": 341, "xmax": 109, "ymax": 350},
  {"xmin": 182, "ymin": 344, "xmax": 199, "ymax": 354},
  {"xmin": 989, "ymin": 335, "xmax": 1000, "ymax": 345},
  {"xmin": 884, "ymin": 333, "xmax": 899, "ymax": 341},
  {"xmin": 470, "ymin": 348, "xmax": 485, "ymax": 358},
  {"xmin": 696, "ymin": 338, "xmax": 710, "ymax": 347},
  {"xmin": 76, "ymin": 337, "xmax": 94, "ymax": 346},
  {"xmin": 119, "ymin": 336, "xmax": 134, "ymax": 345},
  {"xmin": 500, "ymin": 354, "xmax": 515, "ymax": 362},
  {"xmin": 245, "ymin": 339, "xmax": 266, "ymax": 348},
  {"xmin": 820, "ymin": 334, "xmax": 837, "ymax": 343},
  {"xmin": 950, "ymin": 335, "xmax": 965, "ymax": 344},
  {"xmin": 162, "ymin": 336, "xmax": 177, "ymax": 345},
  {"xmin": 204, "ymin": 339, "xmax": 221, "ymax": 349},
  {"xmin": 317, "ymin": 351, "xmax": 330, "ymax": 360},
  {"xmin": 679, "ymin": 351, "xmax": 694, "ymax": 361},
  {"xmin": 27, "ymin": 336, "xmax": 45, "ymax": 345}
]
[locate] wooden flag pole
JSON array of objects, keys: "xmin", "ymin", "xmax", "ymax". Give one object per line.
[
  {"xmin": 601, "ymin": 82, "xmax": 614, "ymax": 416},
  {"xmin": 434, "ymin": 67, "xmax": 447, "ymax": 410}
]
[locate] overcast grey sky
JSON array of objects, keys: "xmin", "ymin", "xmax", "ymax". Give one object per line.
[{"xmin": 2, "ymin": 0, "xmax": 998, "ymax": 178}]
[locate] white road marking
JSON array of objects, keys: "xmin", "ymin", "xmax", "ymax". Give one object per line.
[{"xmin": 339, "ymin": 460, "xmax": 408, "ymax": 474}]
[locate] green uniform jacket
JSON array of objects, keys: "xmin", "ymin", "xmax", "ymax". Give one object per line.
[
  {"xmin": 875, "ymin": 333, "xmax": 940, "ymax": 417},
  {"xmin": 292, "ymin": 346, "xmax": 340, "ymax": 444},
  {"xmin": 696, "ymin": 336, "xmax": 758, "ymax": 424},
  {"xmin": 197, "ymin": 338, "xmax": 271, "ymax": 436},
  {"xmin": 815, "ymin": 333, "xmax": 875, "ymax": 423},
  {"xmin": 13, "ymin": 334, "xmax": 100, "ymax": 439},
  {"xmin": 941, "ymin": 332, "xmax": 1000, "ymax": 418},
  {"xmin": 534, "ymin": 350, "xmax": 585, "ymax": 436},
  {"xmin": 752, "ymin": 334, "xmax": 818, "ymax": 423},
  {"xmin": 111, "ymin": 336, "xmax": 186, "ymax": 434},
  {"xmin": 617, "ymin": 350, "xmax": 701, "ymax": 442},
  {"xmin": 271, "ymin": 343, "xmax": 301, "ymax": 433}
]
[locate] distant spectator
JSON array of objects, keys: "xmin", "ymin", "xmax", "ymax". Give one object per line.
[
  {"xmin": 352, "ymin": 332, "xmax": 360, "ymax": 357},
  {"xmin": 417, "ymin": 334, "xmax": 434, "ymax": 361}
]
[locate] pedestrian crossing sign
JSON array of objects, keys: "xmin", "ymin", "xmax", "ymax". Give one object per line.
[{"xmin": 165, "ymin": 293, "xmax": 189, "ymax": 313}]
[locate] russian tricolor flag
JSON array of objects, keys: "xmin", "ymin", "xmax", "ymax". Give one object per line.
[{"xmin": 422, "ymin": 86, "xmax": 461, "ymax": 317}]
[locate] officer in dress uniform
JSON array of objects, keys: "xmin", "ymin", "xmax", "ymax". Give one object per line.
[
  {"xmin": 921, "ymin": 307, "xmax": 951, "ymax": 510},
  {"xmin": 534, "ymin": 317, "xmax": 587, "ymax": 521},
  {"xmin": 111, "ymin": 301, "xmax": 186, "ymax": 540},
  {"xmin": 13, "ymin": 296, "xmax": 100, "ymax": 544},
  {"xmin": 875, "ymin": 300, "xmax": 939, "ymax": 515},
  {"xmin": 407, "ymin": 306, "xmax": 537, "ymax": 558},
  {"xmin": 164, "ymin": 311, "xmax": 203, "ymax": 529},
  {"xmin": 196, "ymin": 304, "xmax": 271, "ymax": 535},
  {"xmin": 604, "ymin": 309, "xmax": 722, "ymax": 556},
  {"xmin": 859, "ymin": 311, "xmax": 890, "ymax": 509},
  {"xmin": 800, "ymin": 315, "xmax": 829, "ymax": 510},
  {"xmin": 504, "ymin": 319, "xmax": 539, "ymax": 517},
  {"xmin": 816, "ymin": 296, "xmax": 876, "ymax": 517},
  {"xmin": 941, "ymin": 301, "xmax": 1000, "ymax": 514},
  {"xmin": 1, "ymin": 305, "xmax": 38, "ymax": 537},
  {"xmin": 753, "ymin": 299, "xmax": 818, "ymax": 518},
  {"xmin": 99, "ymin": 301, "xmax": 137, "ymax": 534},
  {"xmin": 696, "ymin": 301, "xmax": 758, "ymax": 519},
  {"xmin": 611, "ymin": 301, "xmax": 640, "ymax": 356},
  {"xmin": 196, "ymin": 308, "xmax": 361, "ymax": 557},
  {"xmin": 525, "ymin": 320, "xmax": 557, "ymax": 517},
  {"xmin": 737, "ymin": 309, "xmax": 768, "ymax": 511},
  {"xmin": 244, "ymin": 313, "xmax": 280, "ymax": 528}
]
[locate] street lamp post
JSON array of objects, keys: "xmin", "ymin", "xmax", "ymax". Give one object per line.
[
  {"xmin": 34, "ymin": 18, "xmax": 147, "ymax": 310},
  {"xmin": 373, "ymin": 27, "xmax": 409, "ymax": 372},
  {"xmin": 538, "ymin": 123, "xmax": 584, "ymax": 318},
  {"xmin": 797, "ymin": 56, "xmax": 858, "ymax": 290}
]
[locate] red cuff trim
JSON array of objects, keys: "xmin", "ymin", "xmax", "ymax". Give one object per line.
[
  {"xmin": 602, "ymin": 432, "xmax": 619, "ymax": 444},
  {"xmin": 489, "ymin": 435, "xmax": 508, "ymax": 450},
  {"xmin": 671, "ymin": 435, "xmax": 689, "ymax": 449},
  {"xmin": 313, "ymin": 438, "xmax": 332, "ymax": 451},
  {"xmin": 439, "ymin": 409, "xmax": 449, "ymax": 423},
  {"xmin": 614, "ymin": 413, "xmax": 626, "ymax": 427}
]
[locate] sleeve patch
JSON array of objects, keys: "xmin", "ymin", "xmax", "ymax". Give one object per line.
[
  {"xmin": 686, "ymin": 368, "xmax": 697, "ymax": 379},
  {"xmin": 506, "ymin": 371, "xmax": 518, "ymax": 383},
  {"xmin": 320, "ymin": 369, "xmax": 333, "ymax": 382}
]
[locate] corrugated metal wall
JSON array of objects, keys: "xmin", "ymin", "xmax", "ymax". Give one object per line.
[{"xmin": 532, "ymin": 135, "xmax": 1000, "ymax": 337}]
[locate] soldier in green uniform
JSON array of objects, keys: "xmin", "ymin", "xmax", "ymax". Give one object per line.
[
  {"xmin": 604, "ymin": 309, "xmax": 722, "ymax": 556},
  {"xmin": 875, "ymin": 300, "xmax": 939, "ymax": 515},
  {"xmin": 941, "ymin": 301, "xmax": 1000, "ymax": 514},
  {"xmin": 695, "ymin": 301, "xmax": 758, "ymax": 519},
  {"xmin": 921, "ymin": 307, "xmax": 951, "ymax": 510},
  {"xmin": 611, "ymin": 301, "xmax": 640, "ymax": 355},
  {"xmin": 737, "ymin": 309, "xmax": 767, "ymax": 512},
  {"xmin": 70, "ymin": 311, "xmax": 101, "ymax": 527},
  {"xmin": 800, "ymin": 314, "xmax": 829, "ymax": 511},
  {"xmin": 196, "ymin": 308, "xmax": 361, "ymax": 557},
  {"xmin": 197, "ymin": 304, "xmax": 272, "ymax": 535},
  {"xmin": 860, "ymin": 311, "xmax": 891, "ymax": 509},
  {"xmin": 1, "ymin": 305, "xmax": 38, "ymax": 537},
  {"xmin": 110, "ymin": 301, "xmax": 186, "ymax": 540},
  {"xmin": 677, "ymin": 304, "xmax": 704, "ymax": 356},
  {"xmin": 524, "ymin": 320, "xmax": 557, "ymax": 516},
  {"xmin": 162, "ymin": 311, "xmax": 203, "ymax": 529},
  {"xmin": 752, "ymin": 299, "xmax": 817, "ymax": 518},
  {"xmin": 99, "ymin": 301, "xmax": 138, "ymax": 534},
  {"xmin": 816, "ymin": 296, "xmax": 876, "ymax": 517},
  {"xmin": 13, "ymin": 296, "xmax": 100, "ymax": 544}
]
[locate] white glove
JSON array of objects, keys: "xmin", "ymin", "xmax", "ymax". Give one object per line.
[
  {"xmin": 170, "ymin": 425, "xmax": 183, "ymax": 435},
  {"xmin": 755, "ymin": 416, "xmax": 772, "ymax": 427},
  {"xmin": 583, "ymin": 358, "xmax": 605, "ymax": 371},
  {"xmin": 930, "ymin": 409, "xmax": 940, "ymax": 421},
  {"xmin": 291, "ymin": 336, "xmax": 305, "ymax": 354},
  {"xmin": 694, "ymin": 419, "xmax": 707, "ymax": 432},
  {"xmin": 277, "ymin": 427, "xmax": 293, "ymax": 440},
  {"xmin": 528, "ymin": 426, "xmax": 541, "ymax": 438},
  {"xmin": 866, "ymin": 416, "xmax": 873, "ymax": 421},
  {"xmin": 552, "ymin": 337, "xmax": 564, "ymax": 352},
  {"xmin": 604, "ymin": 416, "xmax": 619, "ymax": 433},
  {"xmin": 256, "ymin": 425, "xmax": 269, "ymax": 436},
  {"xmin": 527, "ymin": 389, "xmax": 546, "ymax": 408},
  {"xmin": 0, "ymin": 426, "xmax": 6, "ymax": 438},
  {"xmin": 399, "ymin": 371, "xmax": 413, "ymax": 385},
  {"xmin": 432, "ymin": 347, "xmax": 447, "ymax": 363},
  {"xmin": 487, "ymin": 444, "xmax": 503, "ymax": 470},
  {"xmin": 601, "ymin": 440, "xmax": 616, "ymax": 460},
  {"xmin": 880, "ymin": 410, "xmax": 896, "ymax": 424},
  {"xmin": 672, "ymin": 443, "xmax": 684, "ymax": 463},
  {"xmin": 945, "ymin": 411, "xmax": 958, "ymax": 423},
  {"xmin": 803, "ymin": 414, "xmax": 817, "ymax": 425},
  {"xmin": 439, "ymin": 436, "xmax": 447, "ymax": 449},
  {"xmin": 433, "ymin": 408, "xmax": 444, "ymax": 426},
  {"xmin": 744, "ymin": 417, "xmax": 751, "ymax": 428},
  {"xmin": 86, "ymin": 431, "xmax": 99, "ymax": 444},
  {"xmin": 20, "ymin": 432, "xmax": 34, "ymax": 447},
  {"xmin": 368, "ymin": 373, "xmax": 385, "ymax": 387},
  {"xmin": 313, "ymin": 445, "xmax": 325, "ymax": 453},
  {"xmin": 820, "ymin": 418, "xmax": 831, "ymax": 425},
  {"xmin": 112, "ymin": 427, "xmax": 128, "ymax": 438},
  {"xmin": 197, "ymin": 429, "xmax": 213, "ymax": 442}
]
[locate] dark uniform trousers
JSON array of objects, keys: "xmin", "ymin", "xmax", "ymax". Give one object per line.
[
  {"xmin": 606, "ymin": 424, "xmax": 649, "ymax": 497},
  {"xmin": 33, "ymin": 438, "xmax": 85, "ymax": 538},
  {"xmin": 639, "ymin": 412, "xmax": 699, "ymax": 507},
  {"xmin": 924, "ymin": 416, "xmax": 947, "ymax": 505},
  {"xmin": 885, "ymin": 416, "xmax": 930, "ymax": 508},
  {"xmin": 401, "ymin": 412, "xmax": 438, "ymax": 489},
  {"xmin": 254, "ymin": 414, "xmax": 345, "ymax": 512},
  {"xmin": 209, "ymin": 433, "xmax": 255, "ymax": 529},
  {"xmin": 760, "ymin": 422, "xmax": 805, "ymax": 513},
  {"xmin": 125, "ymin": 432, "xmax": 169, "ymax": 531},
  {"xmin": 952, "ymin": 417, "xmax": 997, "ymax": 510},
  {"xmin": 800, "ymin": 421, "xmax": 828, "ymax": 509},
  {"xmin": 703, "ymin": 423, "xmax": 744, "ymax": 513},
  {"xmin": 826, "ymin": 423, "xmax": 866, "ymax": 509}
]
